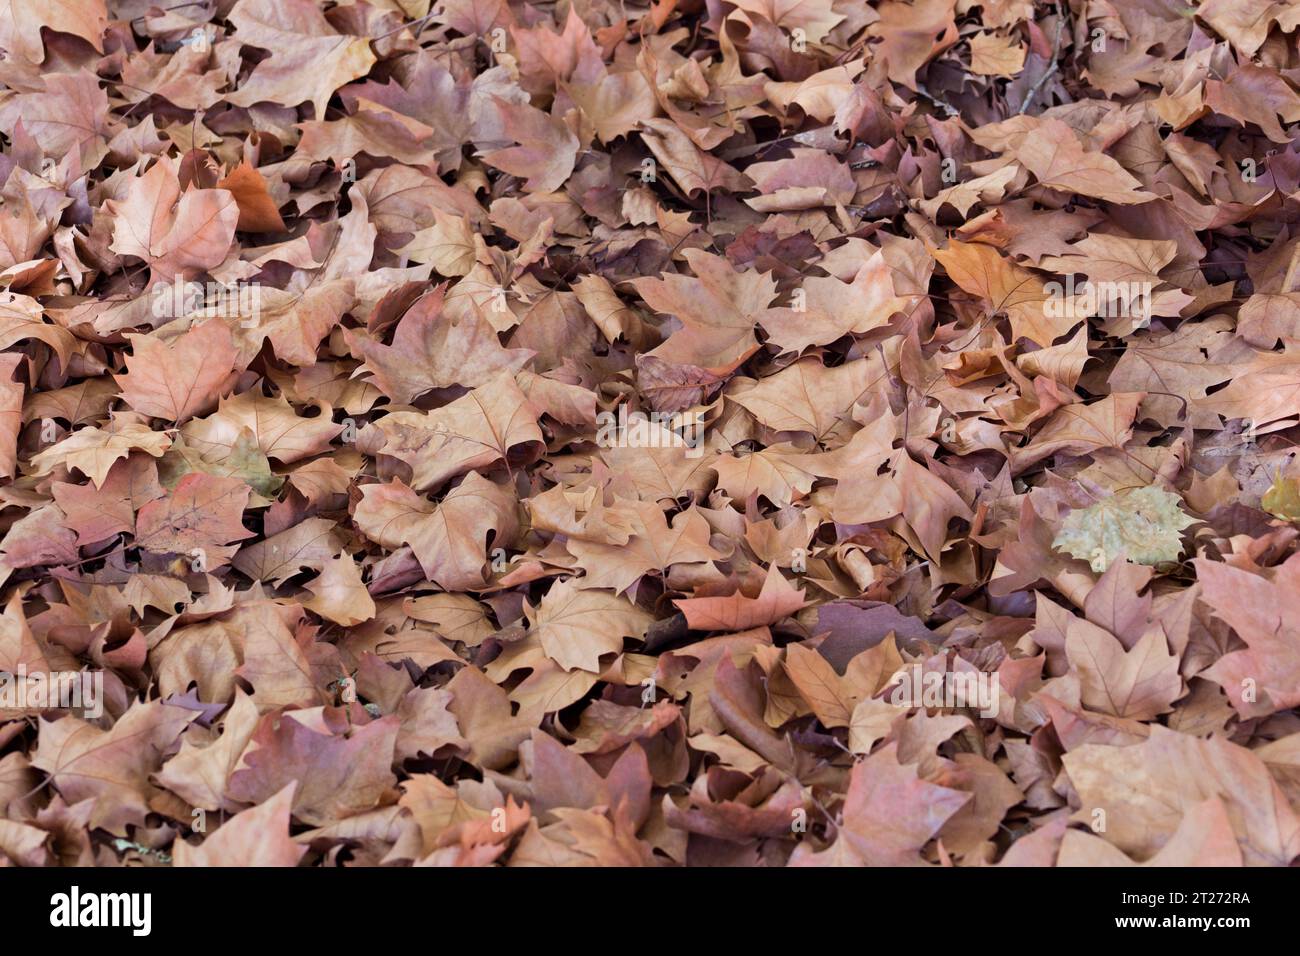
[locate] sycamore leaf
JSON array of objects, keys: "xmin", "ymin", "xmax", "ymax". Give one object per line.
[
  {"xmin": 134, "ymin": 473, "xmax": 255, "ymax": 556},
  {"xmin": 728, "ymin": 0, "xmax": 843, "ymax": 40},
  {"xmin": 0, "ymin": 0, "xmax": 107, "ymax": 65},
  {"xmin": 345, "ymin": 289, "xmax": 534, "ymax": 402},
  {"xmin": 7, "ymin": 0, "xmax": 1300, "ymax": 877},
  {"xmin": 674, "ymin": 564, "xmax": 807, "ymax": 632},
  {"xmin": 1196, "ymin": 555, "xmax": 1300, "ymax": 719},
  {"xmin": 477, "ymin": 97, "xmax": 580, "ymax": 193},
  {"xmin": 1053, "ymin": 486, "xmax": 1194, "ymax": 572},
  {"xmin": 216, "ymin": 162, "xmax": 286, "ymax": 233},
  {"xmin": 632, "ymin": 249, "xmax": 777, "ymax": 373},
  {"xmin": 117, "ymin": 320, "xmax": 238, "ymax": 424},
  {"xmin": 30, "ymin": 422, "xmax": 172, "ymax": 488},
  {"xmin": 354, "ymin": 474, "xmax": 519, "ymax": 590},
  {"xmin": 969, "ymin": 32, "xmax": 1025, "ymax": 77},
  {"xmin": 231, "ymin": 516, "xmax": 345, "ymax": 585},
  {"xmin": 0, "ymin": 353, "xmax": 23, "ymax": 480},
  {"xmin": 1063, "ymin": 726, "xmax": 1300, "ymax": 866},
  {"xmin": 527, "ymin": 579, "xmax": 654, "ymax": 672},
  {"xmin": 1065, "ymin": 619, "xmax": 1182, "ymax": 720},
  {"xmin": 224, "ymin": 0, "xmax": 377, "ymax": 120},
  {"xmin": 302, "ymin": 552, "xmax": 375, "ymax": 626},
  {"xmin": 181, "ymin": 389, "xmax": 342, "ymax": 465},
  {"xmin": 174, "ymin": 782, "xmax": 306, "ymax": 867},
  {"xmin": 398, "ymin": 210, "xmax": 481, "ymax": 277},
  {"xmin": 227, "ymin": 711, "xmax": 398, "ymax": 827},
  {"xmin": 791, "ymin": 743, "xmax": 970, "ymax": 865},
  {"xmin": 32, "ymin": 700, "xmax": 195, "ymax": 836},
  {"xmin": 444, "ymin": 665, "xmax": 532, "ymax": 771},
  {"xmin": 107, "ymin": 160, "xmax": 239, "ymax": 281},
  {"xmin": 784, "ymin": 643, "xmax": 854, "ymax": 728},
  {"xmin": 1262, "ymin": 473, "xmax": 1300, "ymax": 520},
  {"xmin": 638, "ymin": 118, "xmax": 751, "ymax": 197},
  {"xmin": 932, "ymin": 240, "xmax": 1059, "ymax": 347},
  {"xmin": 358, "ymin": 372, "xmax": 544, "ymax": 492},
  {"xmin": 1012, "ymin": 119, "xmax": 1158, "ymax": 205},
  {"xmin": 160, "ymin": 429, "xmax": 283, "ymax": 498},
  {"xmin": 567, "ymin": 501, "xmax": 722, "ymax": 593}
]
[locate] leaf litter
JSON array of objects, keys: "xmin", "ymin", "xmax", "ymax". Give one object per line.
[{"xmin": 0, "ymin": 0, "xmax": 1297, "ymax": 868}]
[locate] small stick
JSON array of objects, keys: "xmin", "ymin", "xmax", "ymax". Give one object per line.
[{"xmin": 1017, "ymin": 7, "xmax": 1066, "ymax": 115}]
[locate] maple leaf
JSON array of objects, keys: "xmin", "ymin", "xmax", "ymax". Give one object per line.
[
  {"xmin": 354, "ymin": 473, "xmax": 519, "ymax": 590},
  {"xmin": 632, "ymin": 249, "xmax": 777, "ymax": 373},
  {"xmin": 229, "ymin": 281, "xmax": 355, "ymax": 367},
  {"xmin": 116, "ymin": 319, "xmax": 239, "ymax": 424},
  {"xmin": 1053, "ymin": 486, "xmax": 1193, "ymax": 572},
  {"xmin": 394, "ymin": 685, "xmax": 467, "ymax": 763},
  {"xmin": 783, "ymin": 643, "xmax": 856, "ymax": 728},
  {"xmin": 345, "ymin": 289, "xmax": 534, "ymax": 402},
  {"xmin": 163, "ymin": 429, "xmax": 282, "ymax": 497},
  {"xmin": 526, "ymin": 579, "xmax": 654, "ymax": 672},
  {"xmin": 358, "ymin": 372, "xmax": 544, "ymax": 492},
  {"xmin": 0, "ymin": 0, "xmax": 107, "ymax": 65},
  {"xmin": 1107, "ymin": 318, "xmax": 1240, "ymax": 427},
  {"xmin": 224, "ymin": 0, "xmax": 377, "ymax": 120},
  {"xmin": 1012, "ymin": 391, "xmax": 1146, "ymax": 470},
  {"xmin": 134, "ymin": 473, "xmax": 255, "ymax": 557},
  {"xmin": 227, "ymin": 711, "xmax": 399, "ymax": 827},
  {"xmin": 33, "ymin": 700, "xmax": 196, "ymax": 836},
  {"xmin": 235, "ymin": 611, "xmax": 329, "ymax": 711},
  {"xmin": 107, "ymin": 160, "xmax": 239, "ymax": 281},
  {"xmin": 674, "ymin": 564, "xmax": 807, "ymax": 632},
  {"xmin": 1062, "ymin": 727, "xmax": 1300, "ymax": 866},
  {"xmin": 174, "ymin": 782, "xmax": 306, "ymax": 867},
  {"xmin": 792, "ymin": 743, "xmax": 970, "ymax": 865}
]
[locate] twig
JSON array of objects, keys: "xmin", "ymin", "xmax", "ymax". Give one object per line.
[
  {"xmin": 1016, "ymin": 6, "xmax": 1066, "ymax": 115},
  {"xmin": 372, "ymin": 9, "xmax": 438, "ymax": 42},
  {"xmin": 916, "ymin": 83, "xmax": 960, "ymax": 119}
]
